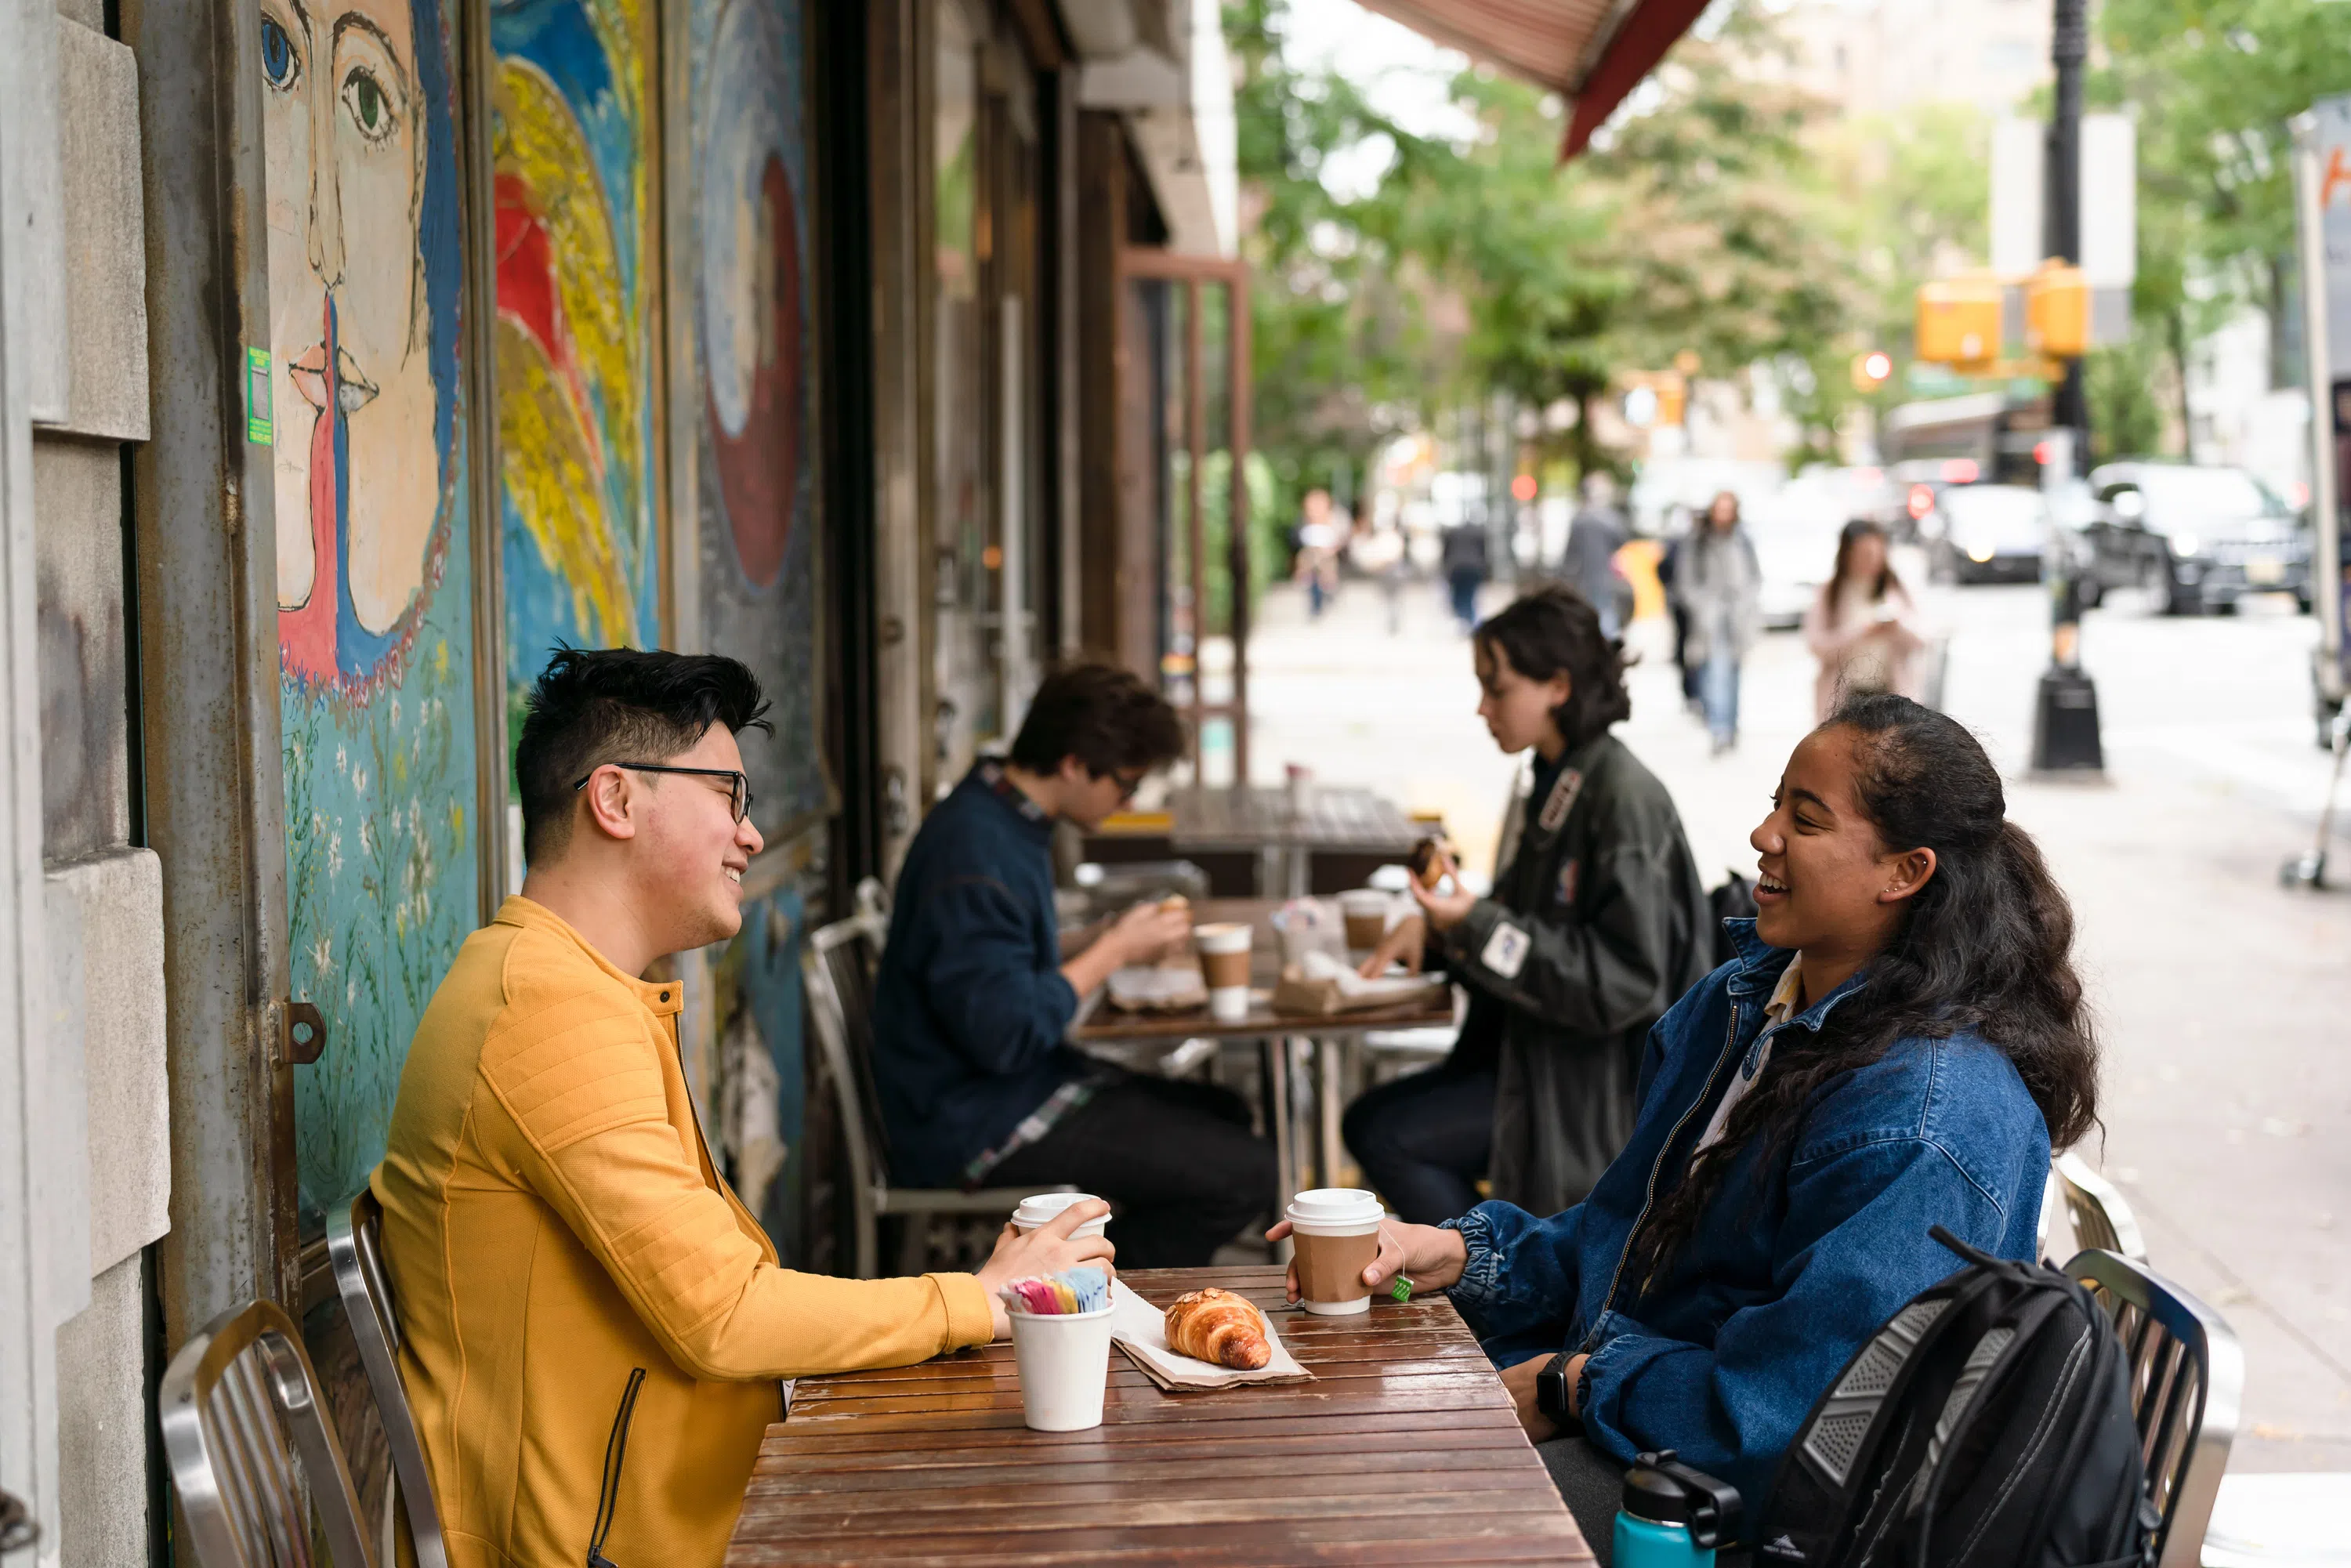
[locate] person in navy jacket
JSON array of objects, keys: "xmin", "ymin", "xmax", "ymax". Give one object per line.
[
  {"xmin": 875, "ymin": 664, "xmax": 1277, "ymax": 1267},
  {"xmin": 1270, "ymin": 693, "xmax": 2100, "ymax": 1549}
]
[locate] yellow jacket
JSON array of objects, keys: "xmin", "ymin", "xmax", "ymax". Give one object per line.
[{"xmin": 372, "ymin": 896, "xmax": 994, "ymax": 1568}]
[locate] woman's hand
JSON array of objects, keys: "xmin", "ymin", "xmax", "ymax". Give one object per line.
[
  {"xmin": 1359, "ymin": 913, "xmax": 1428, "ymax": 978},
  {"xmin": 974, "ymin": 1200, "xmax": 1117, "ymax": 1339},
  {"xmin": 1408, "ymin": 860, "xmax": 1479, "ymax": 932},
  {"xmin": 1498, "ymin": 1352, "xmax": 1587, "ymax": 1442},
  {"xmin": 1263, "ymin": 1217, "xmax": 1469, "ymax": 1302}
]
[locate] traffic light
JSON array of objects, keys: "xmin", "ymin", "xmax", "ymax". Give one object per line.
[
  {"xmin": 2026, "ymin": 263, "xmax": 2090, "ymax": 358},
  {"xmin": 1655, "ymin": 378, "xmax": 1686, "ymax": 426},
  {"xmin": 1915, "ymin": 277, "xmax": 2003, "ymax": 366},
  {"xmin": 1850, "ymin": 349, "xmax": 1893, "ymax": 392}
]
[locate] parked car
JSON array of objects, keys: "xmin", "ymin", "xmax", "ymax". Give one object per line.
[
  {"xmin": 1922, "ymin": 483, "xmax": 2048, "ymax": 584},
  {"xmin": 2081, "ymin": 462, "xmax": 2312, "ymax": 614}
]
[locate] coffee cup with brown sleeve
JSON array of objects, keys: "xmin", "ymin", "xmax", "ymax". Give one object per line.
[{"xmin": 1285, "ymin": 1188, "xmax": 1386, "ymax": 1315}]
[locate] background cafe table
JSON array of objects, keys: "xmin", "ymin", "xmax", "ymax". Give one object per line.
[
  {"xmin": 1165, "ymin": 784, "xmax": 1424, "ymax": 899},
  {"xmin": 1067, "ymin": 899, "xmax": 1457, "ymax": 1209},
  {"xmin": 725, "ymin": 1265, "xmax": 1592, "ymax": 1565}
]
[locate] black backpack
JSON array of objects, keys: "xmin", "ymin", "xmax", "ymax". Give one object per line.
[
  {"xmin": 1708, "ymin": 872, "xmax": 1757, "ymax": 967},
  {"xmin": 1757, "ymin": 1226, "xmax": 2159, "ymax": 1568}
]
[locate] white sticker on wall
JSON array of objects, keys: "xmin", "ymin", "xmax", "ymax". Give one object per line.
[{"xmin": 1480, "ymin": 922, "xmax": 1531, "ymax": 980}]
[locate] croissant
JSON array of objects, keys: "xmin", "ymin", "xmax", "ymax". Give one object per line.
[{"xmin": 1164, "ymin": 1287, "xmax": 1273, "ymax": 1371}]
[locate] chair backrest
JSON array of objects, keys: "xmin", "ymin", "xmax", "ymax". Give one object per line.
[
  {"xmin": 325, "ymin": 1191, "xmax": 450, "ymax": 1568},
  {"xmin": 161, "ymin": 1298, "xmax": 375, "ymax": 1568},
  {"xmin": 2055, "ymin": 1150, "xmax": 2149, "ymax": 1261},
  {"xmin": 2065, "ymin": 1249, "xmax": 2243, "ymax": 1568},
  {"xmin": 802, "ymin": 911, "xmax": 895, "ymax": 1192}
]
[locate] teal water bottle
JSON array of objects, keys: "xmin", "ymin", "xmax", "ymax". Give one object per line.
[{"xmin": 1613, "ymin": 1449, "xmax": 1744, "ymax": 1568}]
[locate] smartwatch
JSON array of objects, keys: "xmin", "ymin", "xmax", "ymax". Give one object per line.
[{"xmin": 1534, "ymin": 1353, "xmax": 1573, "ymax": 1424}]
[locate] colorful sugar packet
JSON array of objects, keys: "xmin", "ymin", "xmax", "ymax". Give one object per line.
[{"xmin": 999, "ymin": 1266, "xmax": 1110, "ymax": 1316}]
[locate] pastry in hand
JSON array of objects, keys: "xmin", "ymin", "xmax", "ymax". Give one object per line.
[
  {"xmin": 1407, "ymin": 837, "xmax": 1452, "ymax": 890},
  {"xmin": 1164, "ymin": 1287, "xmax": 1273, "ymax": 1371}
]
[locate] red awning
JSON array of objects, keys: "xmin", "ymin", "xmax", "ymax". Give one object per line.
[{"xmin": 1350, "ymin": 0, "xmax": 1712, "ymax": 158}]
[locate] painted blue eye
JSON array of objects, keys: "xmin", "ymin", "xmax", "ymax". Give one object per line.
[{"xmin": 260, "ymin": 15, "xmax": 295, "ymax": 90}]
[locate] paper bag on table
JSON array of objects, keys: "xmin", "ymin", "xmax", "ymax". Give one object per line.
[
  {"xmin": 1270, "ymin": 950, "xmax": 1447, "ymax": 1017},
  {"xmin": 1108, "ymin": 1280, "xmax": 1312, "ymax": 1391}
]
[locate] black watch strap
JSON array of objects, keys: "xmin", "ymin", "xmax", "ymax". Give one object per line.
[{"xmin": 1534, "ymin": 1353, "xmax": 1572, "ymax": 1423}]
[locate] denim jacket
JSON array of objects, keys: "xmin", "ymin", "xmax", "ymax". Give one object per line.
[{"xmin": 1444, "ymin": 919, "xmax": 2049, "ymax": 1513}]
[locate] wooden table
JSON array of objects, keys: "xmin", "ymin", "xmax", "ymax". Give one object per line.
[
  {"xmin": 1163, "ymin": 786, "xmax": 1424, "ymax": 898},
  {"xmin": 726, "ymin": 1266, "xmax": 1592, "ymax": 1565},
  {"xmin": 1069, "ymin": 901, "xmax": 1456, "ymax": 1209}
]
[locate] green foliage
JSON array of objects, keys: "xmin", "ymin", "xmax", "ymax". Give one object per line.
[
  {"xmin": 2096, "ymin": 0, "xmax": 2351, "ymax": 389},
  {"xmin": 2085, "ymin": 338, "xmax": 2168, "ymax": 460}
]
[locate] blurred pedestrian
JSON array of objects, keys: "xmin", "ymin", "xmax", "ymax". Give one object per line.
[
  {"xmin": 1804, "ymin": 519, "xmax": 1927, "ymax": 722},
  {"xmin": 1673, "ymin": 490, "xmax": 1761, "ymax": 755},
  {"xmin": 1655, "ymin": 522, "xmax": 1702, "ymax": 713},
  {"xmin": 1563, "ymin": 473, "xmax": 1628, "ymax": 639},
  {"xmin": 1342, "ymin": 586, "xmax": 1712, "ymax": 1222},
  {"xmin": 1349, "ymin": 501, "xmax": 1410, "ymax": 636},
  {"xmin": 1440, "ymin": 520, "xmax": 1491, "ymax": 633},
  {"xmin": 1295, "ymin": 487, "xmax": 1341, "ymax": 618}
]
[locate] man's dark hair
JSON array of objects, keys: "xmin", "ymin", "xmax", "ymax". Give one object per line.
[
  {"xmin": 515, "ymin": 647, "xmax": 772, "ymax": 866},
  {"xmin": 1008, "ymin": 663, "xmax": 1186, "ymax": 777},
  {"xmin": 1474, "ymin": 585, "xmax": 1632, "ymax": 749}
]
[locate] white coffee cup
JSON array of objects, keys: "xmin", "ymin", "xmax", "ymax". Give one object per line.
[
  {"xmin": 1285, "ymin": 1187, "xmax": 1387, "ymax": 1316},
  {"xmin": 1339, "ymin": 888, "xmax": 1393, "ymax": 951},
  {"xmin": 1194, "ymin": 922, "xmax": 1253, "ymax": 1023},
  {"xmin": 1007, "ymin": 1303, "xmax": 1117, "ymax": 1430},
  {"xmin": 1011, "ymin": 1192, "xmax": 1110, "ymax": 1240}
]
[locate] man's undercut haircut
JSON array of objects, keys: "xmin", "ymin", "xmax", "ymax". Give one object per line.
[
  {"xmin": 1009, "ymin": 662, "xmax": 1186, "ymax": 778},
  {"xmin": 515, "ymin": 646, "xmax": 772, "ymax": 866}
]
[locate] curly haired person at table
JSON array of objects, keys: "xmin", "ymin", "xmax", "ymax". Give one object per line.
[
  {"xmin": 872, "ymin": 662, "xmax": 1278, "ymax": 1268},
  {"xmin": 371, "ymin": 650, "xmax": 1112, "ymax": 1568},
  {"xmin": 1276, "ymin": 695, "xmax": 2099, "ymax": 1555}
]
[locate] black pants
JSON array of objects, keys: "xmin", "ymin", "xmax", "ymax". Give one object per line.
[
  {"xmin": 1341, "ymin": 1065, "xmax": 1494, "ymax": 1226},
  {"xmin": 988, "ymin": 1072, "xmax": 1277, "ymax": 1269}
]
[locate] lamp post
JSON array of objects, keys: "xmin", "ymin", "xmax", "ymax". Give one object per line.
[{"xmin": 2030, "ymin": 0, "xmax": 2106, "ymax": 773}]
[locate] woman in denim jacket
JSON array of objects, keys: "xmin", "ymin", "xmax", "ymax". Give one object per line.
[{"xmin": 1273, "ymin": 693, "xmax": 2099, "ymax": 1551}]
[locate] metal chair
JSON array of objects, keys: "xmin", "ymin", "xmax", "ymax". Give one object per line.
[
  {"xmin": 325, "ymin": 1190, "xmax": 449, "ymax": 1568},
  {"xmin": 2056, "ymin": 1150, "xmax": 2150, "ymax": 1261},
  {"xmin": 802, "ymin": 910, "xmax": 1065, "ymax": 1277},
  {"xmin": 2065, "ymin": 1249, "xmax": 2244, "ymax": 1568},
  {"xmin": 160, "ymin": 1297, "xmax": 375, "ymax": 1568}
]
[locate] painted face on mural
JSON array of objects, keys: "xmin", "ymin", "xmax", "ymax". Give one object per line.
[{"xmin": 262, "ymin": 0, "xmax": 440, "ymax": 683}]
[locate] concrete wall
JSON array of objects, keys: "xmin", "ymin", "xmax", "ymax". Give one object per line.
[{"xmin": 34, "ymin": 9, "xmax": 163, "ymax": 1566}]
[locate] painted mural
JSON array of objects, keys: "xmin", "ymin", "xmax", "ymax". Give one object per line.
[
  {"xmin": 262, "ymin": 0, "xmax": 480, "ymax": 1208},
  {"xmin": 690, "ymin": 0, "xmax": 828, "ymax": 839},
  {"xmin": 492, "ymin": 0, "xmax": 665, "ymax": 728}
]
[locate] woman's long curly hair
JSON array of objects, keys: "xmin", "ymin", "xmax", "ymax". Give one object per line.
[{"xmin": 1625, "ymin": 693, "xmax": 2099, "ymax": 1296}]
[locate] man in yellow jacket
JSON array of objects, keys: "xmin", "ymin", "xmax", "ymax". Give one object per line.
[{"xmin": 373, "ymin": 648, "xmax": 1113, "ymax": 1568}]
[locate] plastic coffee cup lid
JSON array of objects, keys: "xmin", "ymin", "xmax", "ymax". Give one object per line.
[
  {"xmin": 1339, "ymin": 889, "xmax": 1389, "ymax": 909},
  {"xmin": 1285, "ymin": 1188, "xmax": 1385, "ymax": 1229},
  {"xmin": 1194, "ymin": 922, "xmax": 1252, "ymax": 952},
  {"xmin": 1012, "ymin": 1193, "xmax": 1103, "ymax": 1228}
]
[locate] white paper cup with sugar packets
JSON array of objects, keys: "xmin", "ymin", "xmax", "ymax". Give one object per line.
[
  {"xmin": 1010, "ymin": 1192, "xmax": 1110, "ymax": 1239},
  {"xmin": 1002, "ymin": 1271, "xmax": 1117, "ymax": 1431}
]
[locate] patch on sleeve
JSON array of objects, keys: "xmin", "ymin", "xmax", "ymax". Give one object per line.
[{"xmin": 1480, "ymin": 921, "xmax": 1532, "ymax": 980}]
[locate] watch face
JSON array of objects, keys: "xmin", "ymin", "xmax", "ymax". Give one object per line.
[{"xmin": 1537, "ymin": 1354, "xmax": 1569, "ymax": 1420}]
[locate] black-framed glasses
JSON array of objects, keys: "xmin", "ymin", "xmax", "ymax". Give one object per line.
[
  {"xmin": 1094, "ymin": 767, "xmax": 1146, "ymax": 804},
  {"xmin": 573, "ymin": 763, "xmax": 753, "ymax": 824}
]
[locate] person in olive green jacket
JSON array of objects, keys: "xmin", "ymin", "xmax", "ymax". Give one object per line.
[{"xmin": 373, "ymin": 648, "xmax": 1113, "ymax": 1568}]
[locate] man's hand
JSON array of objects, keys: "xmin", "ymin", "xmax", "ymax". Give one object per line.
[
  {"xmin": 1264, "ymin": 1217, "xmax": 1468, "ymax": 1302},
  {"xmin": 1061, "ymin": 902, "xmax": 1194, "ymax": 998},
  {"xmin": 974, "ymin": 1200, "xmax": 1118, "ymax": 1339},
  {"xmin": 1408, "ymin": 849, "xmax": 1479, "ymax": 932},
  {"xmin": 1359, "ymin": 913, "xmax": 1428, "ymax": 978}
]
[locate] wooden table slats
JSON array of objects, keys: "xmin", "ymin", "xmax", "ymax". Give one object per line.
[{"xmin": 729, "ymin": 1267, "xmax": 1591, "ymax": 1566}]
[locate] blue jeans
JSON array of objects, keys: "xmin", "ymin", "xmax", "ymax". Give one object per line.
[
  {"xmin": 1448, "ymin": 570, "xmax": 1483, "ymax": 630},
  {"xmin": 1701, "ymin": 647, "xmax": 1741, "ymax": 743}
]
